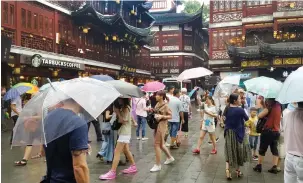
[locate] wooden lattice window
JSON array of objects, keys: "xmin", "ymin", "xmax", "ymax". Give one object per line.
[
  {"xmin": 21, "ymin": 9, "xmax": 26, "ymax": 28},
  {"xmin": 10, "ymin": 5, "xmax": 14, "ymax": 25},
  {"xmin": 27, "ymin": 11, "xmax": 32, "ymax": 29},
  {"xmin": 34, "ymin": 13, "xmax": 38, "ymax": 31},
  {"xmin": 44, "ymin": 17, "xmax": 48, "ymax": 35},
  {"xmin": 3, "ymin": 2, "xmax": 8, "ymax": 24},
  {"xmin": 39, "ymin": 15, "xmax": 43, "ymax": 33},
  {"xmin": 49, "ymin": 19, "xmax": 53, "ymax": 37}
]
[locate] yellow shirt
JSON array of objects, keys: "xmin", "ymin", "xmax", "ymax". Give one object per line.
[{"xmin": 245, "ymin": 116, "xmax": 260, "ymax": 136}]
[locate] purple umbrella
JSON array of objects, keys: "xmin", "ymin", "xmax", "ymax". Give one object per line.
[{"xmin": 90, "ymin": 75, "xmax": 114, "ymax": 81}]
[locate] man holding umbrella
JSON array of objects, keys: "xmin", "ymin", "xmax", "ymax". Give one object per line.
[{"xmin": 43, "ymin": 98, "xmax": 90, "ymax": 183}]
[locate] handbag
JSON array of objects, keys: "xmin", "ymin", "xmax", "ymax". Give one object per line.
[
  {"xmin": 147, "ymin": 104, "xmax": 166, "ymax": 130},
  {"xmin": 256, "ymin": 117, "xmax": 267, "ymax": 133},
  {"xmin": 111, "ymin": 119, "xmax": 122, "ymax": 130},
  {"xmin": 146, "ymin": 113, "xmax": 157, "ymax": 129}
]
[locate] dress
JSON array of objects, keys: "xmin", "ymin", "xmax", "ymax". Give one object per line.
[
  {"xmin": 224, "ymin": 107, "xmax": 249, "ymax": 169},
  {"xmin": 154, "ymin": 103, "xmax": 170, "ymax": 145}
]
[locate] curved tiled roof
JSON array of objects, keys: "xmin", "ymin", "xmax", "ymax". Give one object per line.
[
  {"xmin": 227, "ymin": 45, "xmax": 261, "ymax": 59},
  {"xmin": 72, "ymin": 4, "xmax": 155, "ymax": 44},
  {"xmin": 152, "ymin": 6, "xmax": 203, "ymax": 25}
]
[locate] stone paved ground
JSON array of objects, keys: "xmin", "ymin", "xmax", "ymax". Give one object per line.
[{"xmin": 1, "ymin": 109, "xmax": 284, "ymax": 183}]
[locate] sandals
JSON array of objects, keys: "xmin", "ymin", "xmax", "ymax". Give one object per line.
[
  {"xmin": 14, "ymin": 159, "xmax": 27, "ymax": 166},
  {"xmin": 96, "ymin": 154, "xmax": 104, "ymax": 162},
  {"xmin": 31, "ymin": 154, "xmax": 42, "ymax": 159},
  {"xmin": 236, "ymin": 170, "xmax": 243, "ymax": 178},
  {"xmin": 225, "ymin": 169, "xmax": 232, "ymax": 180}
]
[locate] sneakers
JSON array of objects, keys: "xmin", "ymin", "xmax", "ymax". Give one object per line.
[
  {"xmin": 268, "ymin": 166, "xmax": 278, "ymax": 174},
  {"xmin": 253, "ymin": 164, "xmax": 262, "ymax": 172},
  {"xmin": 252, "ymin": 155, "xmax": 258, "ymax": 161},
  {"xmin": 137, "ymin": 137, "xmax": 141, "ymax": 140},
  {"xmin": 210, "ymin": 149, "xmax": 217, "ymax": 154},
  {"xmin": 150, "ymin": 164, "xmax": 162, "ymax": 172},
  {"xmin": 165, "ymin": 142, "xmax": 170, "ymax": 147},
  {"xmin": 122, "ymin": 165, "xmax": 138, "ymax": 174},
  {"xmin": 164, "ymin": 157, "xmax": 175, "ymax": 165},
  {"xmin": 142, "ymin": 137, "xmax": 149, "ymax": 141},
  {"xmin": 99, "ymin": 170, "xmax": 116, "ymax": 180},
  {"xmin": 192, "ymin": 149, "xmax": 200, "ymax": 154}
]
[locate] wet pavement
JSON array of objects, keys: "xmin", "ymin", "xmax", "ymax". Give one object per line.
[{"xmin": 1, "ymin": 109, "xmax": 284, "ymax": 183}]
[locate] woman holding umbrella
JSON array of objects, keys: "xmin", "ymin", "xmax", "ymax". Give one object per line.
[{"xmin": 100, "ymin": 98, "xmax": 137, "ymax": 180}]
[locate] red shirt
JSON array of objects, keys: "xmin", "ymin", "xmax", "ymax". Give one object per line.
[{"xmin": 264, "ymin": 103, "xmax": 281, "ymax": 132}]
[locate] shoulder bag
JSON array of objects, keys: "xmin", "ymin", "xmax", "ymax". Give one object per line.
[{"xmin": 147, "ymin": 104, "xmax": 166, "ymax": 129}]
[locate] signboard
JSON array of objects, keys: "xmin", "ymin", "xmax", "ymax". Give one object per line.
[
  {"xmin": 20, "ymin": 55, "xmax": 85, "ymax": 70},
  {"xmin": 121, "ymin": 65, "xmax": 136, "ymax": 73},
  {"xmin": 1, "ymin": 36, "xmax": 12, "ymax": 62},
  {"xmin": 205, "ymin": 75, "xmax": 220, "ymax": 86},
  {"xmin": 220, "ymin": 71, "xmax": 258, "ymax": 80}
]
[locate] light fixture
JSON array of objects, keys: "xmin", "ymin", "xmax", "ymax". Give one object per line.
[
  {"xmin": 290, "ymin": 33, "xmax": 296, "ymax": 39},
  {"xmin": 115, "ymin": 0, "xmax": 120, "ymax": 4},
  {"xmin": 20, "ymin": 76, "xmax": 25, "ymax": 79},
  {"xmin": 14, "ymin": 68, "xmax": 21, "ymax": 74},
  {"xmin": 105, "ymin": 36, "xmax": 109, "ymax": 41},
  {"xmin": 82, "ymin": 27, "xmax": 90, "ymax": 33},
  {"xmin": 29, "ymin": 34, "xmax": 33, "ymax": 38},
  {"xmin": 273, "ymin": 31, "xmax": 277, "ymax": 38},
  {"xmin": 53, "ymin": 70, "xmax": 58, "ymax": 77},
  {"xmin": 270, "ymin": 67, "xmax": 275, "ymax": 72},
  {"xmin": 241, "ymin": 35, "xmax": 245, "ymax": 40},
  {"xmin": 112, "ymin": 35, "xmax": 117, "ymax": 41}
]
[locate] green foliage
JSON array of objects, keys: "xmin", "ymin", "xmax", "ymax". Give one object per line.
[{"xmin": 182, "ymin": 0, "xmax": 209, "ymax": 22}]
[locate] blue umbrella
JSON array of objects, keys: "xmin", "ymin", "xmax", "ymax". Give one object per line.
[
  {"xmin": 4, "ymin": 86, "xmax": 31, "ymax": 101},
  {"xmin": 90, "ymin": 75, "xmax": 114, "ymax": 81}
]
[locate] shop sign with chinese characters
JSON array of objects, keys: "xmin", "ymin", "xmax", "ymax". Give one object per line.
[{"xmin": 121, "ymin": 65, "xmax": 136, "ymax": 73}]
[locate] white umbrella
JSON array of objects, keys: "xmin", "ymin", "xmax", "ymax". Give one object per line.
[
  {"xmin": 220, "ymin": 75, "xmax": 241, "ymax": 85},
  {"xmin": 12, "ymin": 77, "xmax": 121, "ymax": 146},
  {"xmin": 297, "ymin": 66, "xmax": 303, "ymax": 71},
  {"xmin": 177, "ymin": 67, "xmax": 213, "ymax": 81},
  {"xmin": 276, "ymin": 69, "xmax": 303, "ymax": 104}
]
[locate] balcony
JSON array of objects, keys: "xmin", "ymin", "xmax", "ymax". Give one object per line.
[{"xmin": 277, "ymin": 1, "xmax": 303, "ymax": 12}]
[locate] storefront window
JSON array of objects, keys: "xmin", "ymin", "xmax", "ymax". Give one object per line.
[
  {"xmin": 10, "ymin": 4, "xmax": 14, "ymax": 25},
  {"xmin": 3, "ymin": 2, "xmax": 8, "ymax": 24}
]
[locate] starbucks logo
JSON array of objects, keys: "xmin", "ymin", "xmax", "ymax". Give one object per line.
[{"xmin": 31, "ymin": 54, "xmax": 42, "ymax": 67}]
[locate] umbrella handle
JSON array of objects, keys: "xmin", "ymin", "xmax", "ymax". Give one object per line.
[{"xmin": 47, "ymin": 78, "xmax": 56, "ymax": 91}]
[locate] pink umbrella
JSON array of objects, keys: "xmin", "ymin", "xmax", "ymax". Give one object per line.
[{"xmin": 142, "ymin": 81, "xmax": 165, "ymax": 92}]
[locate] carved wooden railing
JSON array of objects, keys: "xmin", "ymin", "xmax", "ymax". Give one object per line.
[{"xmin": 277, "ymin": 1, "xmax": 303, "ymax": 11}]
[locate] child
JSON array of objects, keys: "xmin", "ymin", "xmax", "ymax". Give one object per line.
[{"xmin": 245, "ymin": 107, "xmax": 260, "ymax": 161}]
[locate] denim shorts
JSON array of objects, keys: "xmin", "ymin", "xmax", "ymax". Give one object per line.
[{"xmin": 169, "ymin": 122, "xmax": 180, "ymax": 138}]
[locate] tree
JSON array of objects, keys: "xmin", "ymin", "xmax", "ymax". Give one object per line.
[{"xmin": 182, "ymin": 0, "xmax": 209, "ymax": 22}]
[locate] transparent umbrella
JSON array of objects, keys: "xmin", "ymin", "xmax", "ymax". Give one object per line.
[
  {"xmin": 276, "ymin": 69, "xmax": 303, "ymax": 104},
  {"xmin": 12, "ymin": 78, "xmax": 121, "ymax": 146}
]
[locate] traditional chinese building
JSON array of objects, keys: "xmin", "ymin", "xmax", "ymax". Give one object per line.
[
  {"xmin": 1, "ymin": 1, "xmax": 155, "ymax": 87},
  {"xmin": 148, "ymin": 0, "xmax": 208, "ymax": 79},
  {"xmin": 209, "ymin": 1, "xmax": 303, "ymax": 82}
]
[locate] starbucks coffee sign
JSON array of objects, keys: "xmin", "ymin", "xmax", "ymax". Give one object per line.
[{"xmin": 29, "ymin": 54, "xmax": 84, "ymax": 70}]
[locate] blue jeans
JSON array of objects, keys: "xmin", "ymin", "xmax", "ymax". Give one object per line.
[
  {"xmin": 98, "ymin": 122, "xmax": 114, "ymax": 161},
  {"xmin": 249, "ymin": 135, "xmax": 259, "ymax": 150},
  {"xmin": 169, "ymin": 122, "xmax": 180, "ymax": 138},
  {"xmin": 136, "ymin": 115, "xmax": 147, "ymax": 137}
]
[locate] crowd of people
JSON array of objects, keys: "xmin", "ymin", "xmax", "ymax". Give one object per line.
[{"xmin": 1, "ymin": 82, "xmax": 303, "ymax": 183}]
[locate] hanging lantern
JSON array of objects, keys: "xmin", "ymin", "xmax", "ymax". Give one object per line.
[
  {"xmin": 124, "ymin": 33, "xmax": 128, "ymax": 38},
  {"xmin": 105, "ymin": 36, "xmax": 109, "ymax": 41},
  {"xmin": 83, "ymin": 27, "xmax": 90, "ymax": 33},
  {"xmin": 138, "ymin": 19, "xmax": 142, "ymax": 23},
  {"xmin": 112, "ymin": 35, "xmax": 117, "ymax": 41},
  {"xmin": 241, "ymin": 35, "xmax": 245, "ymax": 41},
  {"xmin": 116, "ymin": 0, "xmax": 120, "ymax": 4}
]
